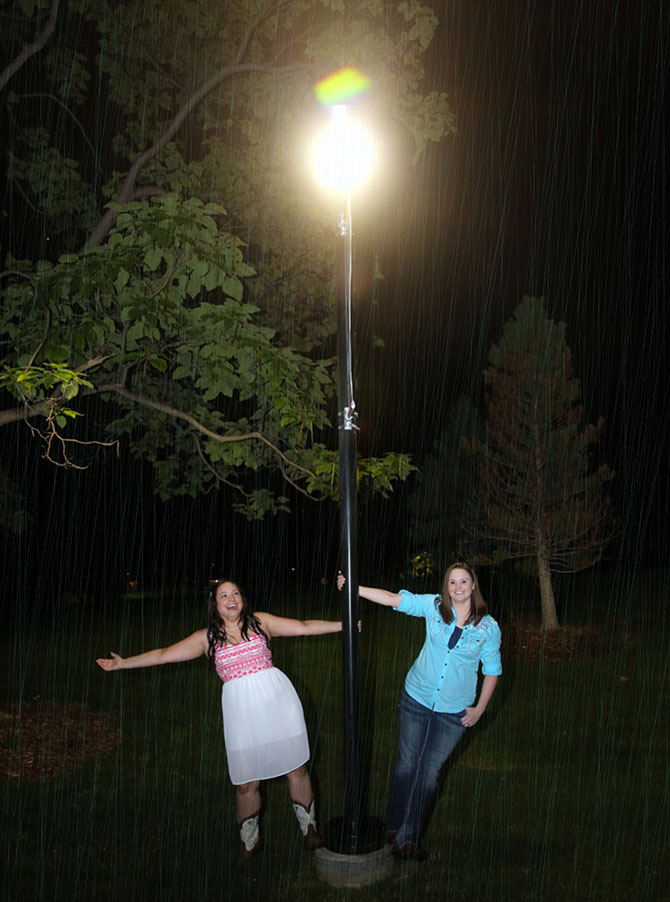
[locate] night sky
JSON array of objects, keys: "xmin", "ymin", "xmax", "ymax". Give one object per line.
[
  {"xmin": 1, "ymin": 0, "xmax": 668, "ymax": 604},
  {"xmin": 363, "ymin": 0, "xmax": 668, "ymax": 571}
]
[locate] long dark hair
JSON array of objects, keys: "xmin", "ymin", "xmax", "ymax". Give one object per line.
[
  {"xmin": 206, "ymin": 579, "xmax": 269, "ymax": 664},
  {"xmin": 437, "ymin": 562, "xmax": 488, "ymax": 627}
]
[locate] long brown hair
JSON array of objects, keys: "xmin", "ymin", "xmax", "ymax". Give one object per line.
[
  {"xmin": 206, "ymin": 579, "xmax": 269, "ymax": 664},
  {"xmin": 438, "ymin": 562, "xmax": 488, "ymax": 626}
]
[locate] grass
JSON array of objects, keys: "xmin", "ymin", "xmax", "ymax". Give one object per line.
[{"xmin": 1, "ymin": 570, "xmax": 668, "ymax": 901}]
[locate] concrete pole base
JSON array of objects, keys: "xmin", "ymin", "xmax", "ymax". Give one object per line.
[{"xmin": 314, "ymin": 844, "xmax": 393, "ymax": 888}]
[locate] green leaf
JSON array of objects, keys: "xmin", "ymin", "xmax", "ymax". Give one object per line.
[
  {"xmin": 144, "ymin": 247, "xmax": 164, "ymax": 271},
  {"xmin": 149, "ymin": 355, "xmax": 167, "ymax": 373},
  {"xmin": 126, "ymin": 322, "xmax": 145, "ymax": 345},
  {"xmin": 115, "ymin": 268, "xmax": 130, "ymax": 292},
  {"xmin": 202, "ymin": 263, "xmax": 220, "ymax": 292},
  {"xmin": 202, "ymin": 384, "xmax": 220, "ymax": 402},
  {"xmin": 202, "ymin": 203, "xmax": 227, "ymax": 216},
  {"xmin": 222, "ymin": 276, "xmax": 244, "ymax": 301},
  {"xmin": 186, "ymin": 269, "xmax": 203, "ymax": 298}
]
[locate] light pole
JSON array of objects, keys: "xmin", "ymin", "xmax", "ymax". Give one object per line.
[{"xmin": 312, "ymin": 102, "xmax": 375, "ymax": 855}]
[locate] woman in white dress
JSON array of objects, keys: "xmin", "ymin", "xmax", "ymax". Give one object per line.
[{"xmin": 97, "ymin": 579, "xmax": 344, "ymax": 861}]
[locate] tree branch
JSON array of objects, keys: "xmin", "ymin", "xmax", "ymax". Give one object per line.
[
  {"xmin": 10, "ymin": 91, "xmax": 96, "ymax": 156},
  {"xmin": 0, "ymin": 268, "xmax": 35, "ymax": 282},
  {"xmin": 146, "ymin": 248, "xmax": 188, "ymax": 299},
  {"xmin": 276, "ymin": 463, "xmax": 322, "ymax": 501},
  {"xmin": 25, "ymin": 414, "xmax": 119, "ymax": 469},
  {"xmin": 194, "ymin": 434, "xmax": 249, "ymax": 496},
  {"xmin": 0, "ymin": 400, "xmax": 51, "ymax": 428},
  {"xmin": 94, "ymin": 384, "xmax": 318, "ymax": 481},
  {"xmin": 0, "ymin": 377, "xmax": 319, "ymax": 490},
  {"xmin": 0, "ymin": 0, "xmax": 61, "ymax": 93},
  {"xmin": 194, "ymin": 420, "xmax": 321, "ymax": 503},
  {"xmin": 130, "ymin": 186, "xmax": 169, "ymax": 201},
  {"xmin": 10, "ymin": 173, "xmax": 37, "ymax": 212},
  {"xmin": 79, "ymin": 0, "xmax": 303, "ymax": 253}
]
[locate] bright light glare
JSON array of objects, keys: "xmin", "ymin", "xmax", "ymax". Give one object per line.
[{"xmin": 311, "ymin": 106, "xmax": 375, "ymax": 193}]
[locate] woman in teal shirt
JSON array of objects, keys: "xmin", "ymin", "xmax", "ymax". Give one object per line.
[{"xmin": 339, "ymin": 562, "xmax": 501, "ymax": 861}]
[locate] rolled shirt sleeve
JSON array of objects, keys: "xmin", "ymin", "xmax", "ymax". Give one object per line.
[{"xmin": 479, "ymin": 619, "xmax": 503, "ymax": 676}]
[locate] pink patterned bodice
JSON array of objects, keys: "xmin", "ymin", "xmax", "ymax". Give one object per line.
[{"xmin": 214, "ymin": 631, "xmax": 273, "ymax": 683}]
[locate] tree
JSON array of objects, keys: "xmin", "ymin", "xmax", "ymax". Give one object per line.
[
  {"xmin": 0, "ymin": 0, "xmax": 455, "ymax": 517},
  {"xmin": 465, "ymin": 297, "xmax": 615, "ymax": 629}
]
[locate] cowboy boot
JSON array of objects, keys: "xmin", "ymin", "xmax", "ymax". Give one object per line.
[
  {"xmin": 237, "ymin": 813, "xmax": 263, "ymax": 864},
  {"xmin": 291, "ymin": 799, "xmax": 325, "ymax": 849}
]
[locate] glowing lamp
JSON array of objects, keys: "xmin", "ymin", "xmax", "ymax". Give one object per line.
[{"xmin": 311, "ymin": 105, "xmax": 375, "ymax": 193}]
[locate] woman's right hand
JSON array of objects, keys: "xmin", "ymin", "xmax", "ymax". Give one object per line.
[
  {"xmin": 336, "ymin": 571, "xmax": 345, "ymax": 591},
  {"xmin": 96, "ymin": 652, "xmax": 124, "ymax": 671}
]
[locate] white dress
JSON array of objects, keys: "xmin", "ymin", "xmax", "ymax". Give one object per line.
[{"xmin": 215, "ymin": 632, "xmax": 310, "ymax": 785}]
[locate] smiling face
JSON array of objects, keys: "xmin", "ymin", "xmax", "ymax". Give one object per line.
[
  {"xmin": 446, "ymin": 568, "xmax": 475, "ymax": 607},
  {"xmin": 215, "ymin": 581, "xmax": 244, "ymax": 625}
]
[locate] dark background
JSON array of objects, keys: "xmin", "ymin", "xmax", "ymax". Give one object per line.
[{"xmin": 1, "ymin": 0, "xmax": 667, "ymax": 612}]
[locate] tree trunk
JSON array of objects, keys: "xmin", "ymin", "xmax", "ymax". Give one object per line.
[
  {"xmin": 536, "ymin": 543, "xmax": 560, "ymax": 630},
  {"xmin": 533, "ymin": 427, "xmax": 560, "ymax": 630}
]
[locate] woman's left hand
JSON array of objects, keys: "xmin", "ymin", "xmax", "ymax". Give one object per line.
[{"xmin": 461, "ymin": 707, "xmax": 482, "ymax": 728}]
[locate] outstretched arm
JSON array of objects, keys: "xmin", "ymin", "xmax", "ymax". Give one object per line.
[
  {"xmin": 96, "ymin": 629, "xmax": 208, "ymax": 671},
  {"xmin": 337, "ymin": 571, "xmax": 402, "ymax": 608},
  {"xmin": 257, "ymin": 612, "xmax": 343, "ymax": 639}
]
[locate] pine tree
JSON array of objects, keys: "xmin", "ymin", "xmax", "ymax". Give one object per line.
[{"xmin": 467, "ymin": 297, "xmax": 615, "ymax": 629}]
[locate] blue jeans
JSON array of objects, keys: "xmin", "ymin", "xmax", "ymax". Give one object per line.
[{"xmin": 386, "ymin": 687, "xmax": 466, "ymax": 848}]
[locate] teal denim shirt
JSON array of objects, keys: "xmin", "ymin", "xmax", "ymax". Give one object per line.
[{"xmin": 395, "ymin": 590, "xmax": 502, "ymax": 713}]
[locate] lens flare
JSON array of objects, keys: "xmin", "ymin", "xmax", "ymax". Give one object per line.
[{"xmin": 314, "ymin": 67, "xmax": 371, "ymax": 106}]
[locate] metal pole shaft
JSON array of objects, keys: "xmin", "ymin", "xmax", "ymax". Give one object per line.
[{"xmin": 337, "ymin": 193, "xmax": 361, "ymax": 854}]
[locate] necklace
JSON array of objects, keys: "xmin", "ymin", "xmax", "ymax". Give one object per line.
[{"xmin": 224, "ymin": 625, "xmax": 243, "ymax": 646}]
